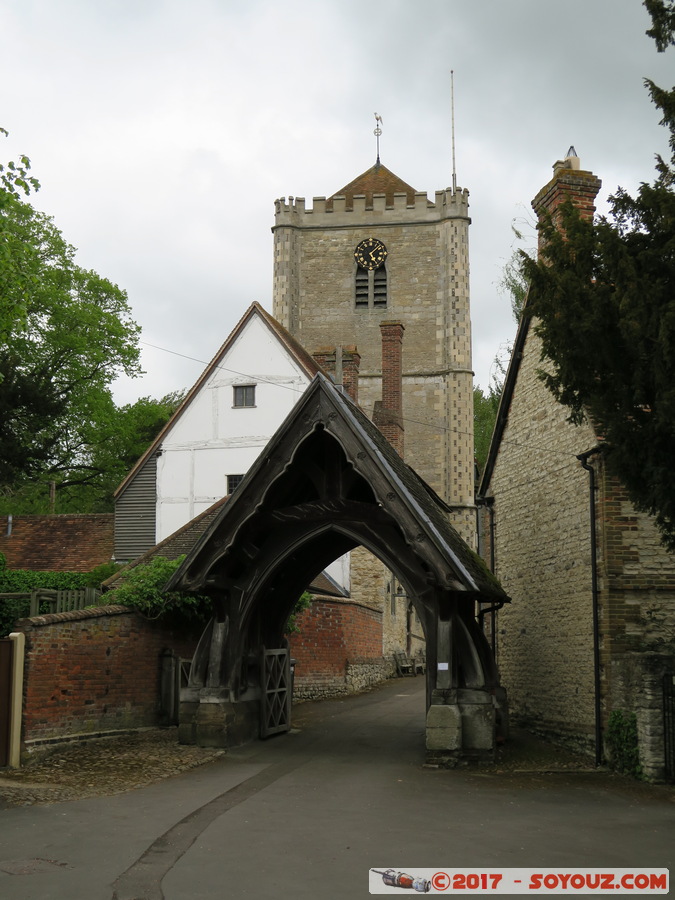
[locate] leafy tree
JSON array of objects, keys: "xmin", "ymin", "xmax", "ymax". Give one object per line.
[
  {"xmin": 0, "ymin": 128, "xmax": 40, "ymax": 352},
  {"xmin": 1, "ymin": 133, "xmax": 185, "ymax": 513},
  {"xmin": 0, "ymin": 390, "xmax": 184, "ymax": 514},
  {"xmin": 523, "ymin": 0, "xmax": 675, "ymax": 548},
  {"xmin": 0, "ymin": 153, "xmax": 180, "ymax": 512},
  {"xmin": 474, "ymin": 383, "xmax": 501, "ymax": 474},
  {"xmin": 0, "ymin": 198, "xmax": 142, "ymax": 483}
]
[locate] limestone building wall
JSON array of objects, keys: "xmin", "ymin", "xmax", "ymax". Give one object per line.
[
  {"xmin": 487, "ymin": 323, "xmax": 675, "ymax": 774},
  {"xmin": 487, "ymin": 325, "xmax": 598, "ymax": 750},
  {"xmin": 597, "ymin": 464, "xmax": 675, "ymax": 780}
]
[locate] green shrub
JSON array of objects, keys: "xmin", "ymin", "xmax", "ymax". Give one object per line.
[
  {"xmin": 103, "ymin": 556, "xmax": 210, "ymax": 630},
  {"xmin": 285, "ymin": 591, "xmax": 313, "ymax": 634},
  {"xmin": 82, "ymin": 561, "xmax": 123, "ymax": 587},
  {"xmin": 606, "ymin": 710, "xmax": 642, "ymax": 779}
]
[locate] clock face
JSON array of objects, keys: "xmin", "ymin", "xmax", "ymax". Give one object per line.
[{"xmin": 354, "ymin": 238, "xmax": 388, "ymax": 270}]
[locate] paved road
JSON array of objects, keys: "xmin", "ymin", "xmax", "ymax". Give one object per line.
[{"xmin": 0, "ymin": 678, "xmax": 673, "ymax": 899}]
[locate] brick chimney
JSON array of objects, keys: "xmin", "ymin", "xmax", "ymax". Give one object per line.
[
  {"xmin": 532, "ymin": 147, "xmax": 602, "ymax": 249},
  {"xmin": 312, "ymin": 345, "xmax": 361, "ymax": 404},
  {"xmin": 340, "ymin": 345, "xmax": 361, "ymax": 404},
  {"xmin": 312, "ymin": 346, "xmax": 336, "ymax": 380},
  {"xmin": 372, "ymin": 320, "xmax": 405, "ymax": 457}
]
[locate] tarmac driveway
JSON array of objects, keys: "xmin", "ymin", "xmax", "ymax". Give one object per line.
[{"xmin": 0, "ymin": 677, "xmax": 673, "ymax": 899}]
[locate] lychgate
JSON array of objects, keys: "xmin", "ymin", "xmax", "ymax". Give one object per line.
[{"xmin": 167, "ymin": 374, "xmax": 509, "ymax": 765}]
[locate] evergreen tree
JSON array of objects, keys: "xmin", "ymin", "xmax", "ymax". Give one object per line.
[{"xmin": 523, "ymin": 1, "xmax": 675, "ymax": 548}]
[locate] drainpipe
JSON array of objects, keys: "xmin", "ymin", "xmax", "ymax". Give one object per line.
[
  {"xmin": 475, "ymin": 496, "xmax": 502, "ymax": 656},
  {"xmin": 577, "ymin": 449, "xmax": 603, "ymax": 767}
]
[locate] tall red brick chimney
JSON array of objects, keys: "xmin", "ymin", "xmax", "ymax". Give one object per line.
[
  {"xmin": 372, "ymin": 320, "xmax": 405, "ymax": 457},
  {"xmin": 532, "ymin": 147, "xmax": 602, "ymax": 247}
]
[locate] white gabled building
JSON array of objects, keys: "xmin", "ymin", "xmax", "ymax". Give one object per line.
[{"xmin": 113, "ymin": 302, "xmax": 322, "ymax": 564}]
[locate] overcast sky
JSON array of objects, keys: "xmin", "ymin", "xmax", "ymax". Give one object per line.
[{"xmin": 1, "ymin": 0, "xmax": 671, "ymax": 402}]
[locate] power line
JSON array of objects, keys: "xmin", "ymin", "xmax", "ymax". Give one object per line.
[{"xmin": 140, "ymin": 339, "xmax": 585, "ymax": 463}]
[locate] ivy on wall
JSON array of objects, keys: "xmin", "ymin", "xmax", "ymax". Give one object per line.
[{"xmin": 606, "ymin": 709, "xmax": 642, "ymax": 779}]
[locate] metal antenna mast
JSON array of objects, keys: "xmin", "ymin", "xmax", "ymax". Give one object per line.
[{"xmin": 451, "ymin": 70, "xmax": 457, "ymax": 192}]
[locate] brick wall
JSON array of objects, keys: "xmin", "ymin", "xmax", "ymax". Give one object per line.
[
  {"xmin": 373, "ymin": 320, "xmax": 405, "ymax": 456},
  {"xmin": 289, "ymin": 598, "xmax": 385, "ymax": 698},
  {"xmin": 531, "ymin": 158, "xmax": 602, "ymax": 240},
  {"xmin": 14, "ymin": 606, "xmax": 200, "ymax": 750}
]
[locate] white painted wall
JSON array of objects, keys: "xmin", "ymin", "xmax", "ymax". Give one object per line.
[
  {"xmin": 155, "ymin": 313, "xmax": 310, "ymax": 542},
  {"xmin": 154, "ymin": 309, "xmax": 350, "ymax": 595}
]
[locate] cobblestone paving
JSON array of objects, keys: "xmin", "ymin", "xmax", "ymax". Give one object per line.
[{"xmin": 0, "ymin": 729, "xmax": 224, "ymax": 807}]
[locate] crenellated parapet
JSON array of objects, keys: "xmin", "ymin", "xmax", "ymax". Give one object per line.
[{"xmin": 273, "ymin": 187, "xmax": 470, "ymax": 229}]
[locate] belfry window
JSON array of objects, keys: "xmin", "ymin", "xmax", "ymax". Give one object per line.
[
  {"xmin": 354, "ymin": 238, "xmax": 388, "ymax": 309},
  {"xmin": 355, "ymin": 265, "xmax": 388, "ymax": 309}
]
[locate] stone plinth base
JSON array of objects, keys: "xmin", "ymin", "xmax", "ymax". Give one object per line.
[
  {"xmin": 425, "ymin": 688, "xmax": 496, "ymax": 766},
  {"xmin": 178, "ymin": 690, "xmax": 260, "ymax": 749}
]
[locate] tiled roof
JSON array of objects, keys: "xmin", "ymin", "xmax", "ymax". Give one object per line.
[
  {"xmin": 103, "ymin": 496, "xmax": 345, "ymax": 598},
  {"xmin": 0, "ymin": 515, "xmax": 114, "ymax": 572},
  {"xmin": 331, "ymin": 162, "xmax": 419, "ymax": 207},
  {"xmin": 103, "ymin": 498, "xmax": 229, "ymax": 587}
]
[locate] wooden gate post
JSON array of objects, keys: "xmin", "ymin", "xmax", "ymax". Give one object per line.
[{"xmin": 8, "ymin": 632, "xmax": 25, "ymax": 768}]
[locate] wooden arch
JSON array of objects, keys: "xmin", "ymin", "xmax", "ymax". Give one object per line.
[{"xmin": 168, "ymin": 375, "xmax": 508, "ymax": 763}]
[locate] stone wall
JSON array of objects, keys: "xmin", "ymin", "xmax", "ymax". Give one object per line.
[
  {"xmin": 487, "ymin": 324, "xmax": 675, "ymax": 774},
  {"xmin": 487, "ymin": 325, "xmax": 598, "ymax": 752},
  {"xmin": 597, "ymin": 464, "xmax": 675, "ymax": 657},
  {"xmin": 14, "ymin": 606, "xmax": 199, "ymax": 754},
  {"xmin": 609, "ymin": 653, "xmax": 674, "ymax": 782},
  {"xmin": 272, "ymin": 188, "xmax": 474, "ymax": 513}
]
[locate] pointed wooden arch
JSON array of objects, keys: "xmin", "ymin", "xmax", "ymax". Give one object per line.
[{"xmin": 169, "ymin": 375, "xmax": 508, "ymax": 762}]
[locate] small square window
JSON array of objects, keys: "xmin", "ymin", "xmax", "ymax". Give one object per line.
[
  {"xmin": 227, "ymin": 474, "xmax": 245, "ymax": 494},
  {"xmin": 233, "ymin": 385, "xmax": 256, "ymax": 408}
]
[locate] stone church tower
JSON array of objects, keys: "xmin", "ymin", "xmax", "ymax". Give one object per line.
[{"xmin": 272, "ymin": 159, "xmax": 475, "ymax": 543}]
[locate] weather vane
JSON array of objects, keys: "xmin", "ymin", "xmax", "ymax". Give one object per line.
[{"xmin": 374, "ymin": 112, "xmax": 383, "ymax": 164}]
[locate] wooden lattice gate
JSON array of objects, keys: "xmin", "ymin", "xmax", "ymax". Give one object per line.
[
  {"xmin": 664, "ymin": 672, "xmax": 675, "ymax": 784},
  {"xmin": 260, "ymin": 648, "xmax": 292, "ymax": 738}
]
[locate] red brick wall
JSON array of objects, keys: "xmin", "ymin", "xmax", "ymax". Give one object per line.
[
  {"xmin": 289, "ymin": 599, "xmax": 383, "ymax": 690},
  {"xmin": 15, "ymin": 605, "xmax": 200, "ymax": 745}
]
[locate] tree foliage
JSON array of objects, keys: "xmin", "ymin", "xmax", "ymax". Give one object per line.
[
  {"xmin": 0, "ymin": 390, "xmax": 184, "ymax": 514},
  {"xmin": 103, "ymin": 556, "xmax": 211, "ymax": 630},
  {"xmin": 0, "ymin": 128, "xmax": 40, "ymax": 351},
  {"xmin": 523, "ymin": 0, "xmax": 675, "ymax": 548},
  {"xmin": 474, "ymin": 384, "xmax": 501, "ymax": 474},
  {"xmin": 0, "ymin": 198, "xmax": 142, "ymax": 482},
  {"xmin": 0, "ymin": 135, "xmax": 184, "ymax": 512}
]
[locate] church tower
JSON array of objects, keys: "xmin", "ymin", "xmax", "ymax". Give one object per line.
[{"xmin": 272, "ymin": 158, "xmax": 474, "ymax": 542}]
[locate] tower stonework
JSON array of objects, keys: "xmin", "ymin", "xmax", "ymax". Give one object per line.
[{"xmin": 272, "ymin": 164, "xmax": 475, "ymax": 543}]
